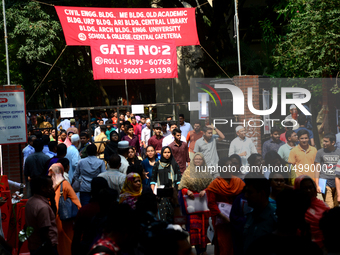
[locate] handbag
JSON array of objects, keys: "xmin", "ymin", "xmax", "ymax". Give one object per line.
[
  {"xmin": 58, "ymin": 181, "xmax": 79, "ymax": 220},
  {"xmin": 207, "ymin": 217, "xmax": 214, "ymax": 242}
]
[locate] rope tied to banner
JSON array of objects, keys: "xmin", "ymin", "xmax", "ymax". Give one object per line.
[
  {"xmin": 27, "ymin": 45, "xmax": 68, "ymax": 104},
  {"xmin": 196, "ymin": 2, "xmax": 209, "ymax": 9},
  {"xmin": 199, "ymin": 45, "xmax": 232, "ymax": 79},
  {"xmin": 31, "ymin": 0, "xmax": 54, "ymax": 7}
]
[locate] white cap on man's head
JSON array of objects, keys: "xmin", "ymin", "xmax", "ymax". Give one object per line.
[
  {"xmin": 118, "ymin": 141, "xmax": 129, "ymax": 149},
  {"xmin": 290, "ymin": 104, "xmax": 297, "ymax": 110},
  {"xmin": 235, "ymin": 126, "xmax": 244, "ymax": 132},
  {"xmin": 146, "ymin": 119, "xmax": 151, "ymax": 123},
  {"xmin": 71, "ymin": 134, "xmax": 80, "ymax": 143}
]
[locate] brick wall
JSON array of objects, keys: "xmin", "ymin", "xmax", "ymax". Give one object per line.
[
  {"xmin": 2, "ymin": 144, "xmax": 23, "ymax": 185},
  {"xmin": 233, "ymin": 75, "xmax": 262, "ymax": 154}
]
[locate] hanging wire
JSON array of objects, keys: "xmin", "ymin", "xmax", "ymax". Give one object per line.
[
  {"xmin": 27, "ymin": 45, "xmax": 68, "ymax": 104},
  {"xmin": 200, "ymin": 45, "xmax": 232, "ymax": 79},
  {"xmin": 31, "ymin": 0, "xmax": 54, "ymax": 7},
  {"xmin": 196, "ymin": 1, "xmax": 209, "ymax": 8}
]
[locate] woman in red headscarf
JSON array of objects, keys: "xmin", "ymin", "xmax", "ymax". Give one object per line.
[
  {"xmin": 48, "ymin": 163, "xmax": 81, "ymax": 255},
  {"xmin": 206, "ymin": 156, "xmax": 245, "ymax": 255},
  {"xmin": 294, "ymin": 175, "xmax": 329, "ymax": 248}
]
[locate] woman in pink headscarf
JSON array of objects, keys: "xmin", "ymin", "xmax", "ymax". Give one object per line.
[
  {"xmin": 294, "ymin": 175, "xmax": 329, "ymax": 248},
  {"xmin": 48, "ymin": 163, "xmax": 81, "ymax": 255},
  {"xmin": 58, "ymin": 130, "xmax": 72, "ymax": 147}
]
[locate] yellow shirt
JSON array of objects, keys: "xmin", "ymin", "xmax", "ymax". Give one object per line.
[
  {"xmin": 95, "ymin": 132, "xmax": 108, "ymax": 157},
  {"xmin": 288, "ymin": 144, "xmax": 317, "ymax": 180}
]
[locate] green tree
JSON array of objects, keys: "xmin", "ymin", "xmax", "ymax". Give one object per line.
[{"xmin": 273, "ymin": 0, "xmax": 340, "ymax": 78}]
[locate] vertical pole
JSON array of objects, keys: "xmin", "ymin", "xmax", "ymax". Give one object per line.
[
  {"xmin": 149, "ymin": 106, "xmax": 153, "ymax": 139},
  {"xmin": 117, "ymin": 106, "xmax": 120, "ymax": 132},
  {"xmin": 125, "ymin": 80, "xmax": 129, "ymax": 106},
  {"xmin": 54, "ymin": 110, "xmax": 58, "ymax": 141},
  {"xmin": 2, "ymin": 0, "xmax": 10, "ymax": 85},
  {"xmin": 171, "ymin": 79, "xmax": 175, "ymax": 118},
  {"xmin": 18, "ymin": 144, "xmax": 23, "ymax": 185},
  {"xmin": 0, "ymin": 145, "xmax": 2, "ymax": 176},
  {"xmin": 87, "ymin": 109, "xmax": 91, "ymax": 136},
  {"xmin": 235, "ymin": 0, "xmax": 241, "ymax": 76}
]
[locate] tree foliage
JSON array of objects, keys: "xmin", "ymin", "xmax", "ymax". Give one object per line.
[
  {"xmin": 272, "ymin": 0, "xmax": 340, "ymax": 78},
  {"xmin": 6, "ymin": 1, "xmax": 61, "ymax": 64}
]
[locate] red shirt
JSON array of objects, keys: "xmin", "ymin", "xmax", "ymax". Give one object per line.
[
  {"xmin": 135, "ymin": 124, "xmax": 142, "ymax": 141},
  {"xmin": 280, "ymin": 132, "xmax": 287, "ymax": 143},
  {"xmin": 148, "ymin": 135, "xmax": 164, "ymax": 151},
  {"xmin": 132, "ymin": 122, "xmax": 138, "ymax": 134},
  {"xmin": 111, "ymin": 117, "xmax": 117, "ymax": 124},
  {"xmin": 186, "ymin": 130, "xmax": 204, "ymax": 153},
  {"xmin": 169, "ymin": 141, "xmax": 190, "ymax": 174}
]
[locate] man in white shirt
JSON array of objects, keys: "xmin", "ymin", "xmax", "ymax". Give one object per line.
[
  {"xmin": 162, "ymin": 121, "xmax": 186, "ymax": 147},
  {"xmin": 117, "ymin": 141, "xmax": 129, "ymax": 174},
  {"xmin": 179, "ymin": 114, "xmax": 193, "ymax": 138},
  {"xmin": 229, "ymin": 126, "xmax": 258, "ymax": 167},
  {"xmin": 141, "ymin": 119, "xmax": 152, "ymax": 148},
  {"xmin": 57, "ymin": 118, "xmax": 70, "ymax": 131},
  {"xmin": 98, "ymin": 154, "xmax": 126, "ymax": 194},
  {"xmin": 285, "ymin": 104, "xmax": 299, "ymax": 130},
  {"xmin": 94, "ymin": 119, "xmax": 104, "ymax": 138},
  {"xmin": 161, "ymin": 122, "xmax": 171, "ymax": 137},
  {"xmin": 194, "ymin": 125, "xmax": 225, "ymax": 178}
]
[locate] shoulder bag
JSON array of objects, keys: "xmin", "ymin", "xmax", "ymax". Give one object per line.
[{"xmin": 59, "ymin": 181, "xmax": 79, "ymax": 220}]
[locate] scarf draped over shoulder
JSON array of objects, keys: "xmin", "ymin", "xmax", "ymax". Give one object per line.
[
  {"xmin": 179, "ymin": 152, "xmax": 213, "ymax": 192},
  {"xmin": 206, "ymin": 176, "xmax": 245, "ymax": 197}
]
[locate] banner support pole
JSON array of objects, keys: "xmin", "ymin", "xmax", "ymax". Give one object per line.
[
  {"xmin": 125, "ymin": 79, "xmax": 129, "ymax": 106},
  {"xmin": 2, "ymin": 0, "xmax": 10, "ymax": 85}
]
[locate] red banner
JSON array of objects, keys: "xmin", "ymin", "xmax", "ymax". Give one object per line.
[
  {"xmin": 55, "ymin": 6, "xmax": 199, "ymax": 46},
  {"xmin": 90, "ymin": 40, "xmax": 178, "ymax": 80}
]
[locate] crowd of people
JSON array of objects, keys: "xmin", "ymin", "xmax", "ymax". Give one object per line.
[{"xmin": 13, "ymin": 106, "xmax": 340, "ymax": 255}]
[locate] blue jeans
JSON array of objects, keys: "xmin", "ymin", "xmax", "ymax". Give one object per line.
[{"xmin": 80, "ymin": 192, "xmax": 91, "ymax": 206}]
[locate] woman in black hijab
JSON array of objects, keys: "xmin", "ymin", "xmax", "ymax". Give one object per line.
[
  {"xmin": 104, "ymin": 131, "xmax": 120, "ymax": 162},
  {"xmin": 150, "ymin": 146, "xmax": 181, "ymax": 222}
]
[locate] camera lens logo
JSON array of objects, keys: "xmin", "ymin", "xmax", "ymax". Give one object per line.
[
  {"xmin": 95, "ymin": 57, "xmax": 103, "ymax": 65},
  {"xmin": 78, "ymin": 33, "xmax": 87, "ymax": 41},
  {"xmin": 196, "ymin": 82, "xmax": 222, "ymax": 115}
]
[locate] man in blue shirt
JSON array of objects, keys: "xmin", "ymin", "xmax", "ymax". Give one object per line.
[
  {"xmin": 45, "ymin": 141, "xmax": 57, "ymax": 159},
  {"xmin": 66, "ymin": 134, "xmax": 81, "ymax": 182},
  {"xmin": 262, "ymin": 127, "xmax": 285, "ymax": 158},
  {"xmin": 23, "ymin": 135, "xmax": 36, "ymax": 165},
  {"xmin": 24, "ymin": 139, "xmax": 50, "ymax": 197},
  {"xmin": 42, "ymin": 135, "xmax": 50, "ymax": 155},
  {"xmin": 73, "ymin": 144, "xmax": 106, "ymax": 206}
]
